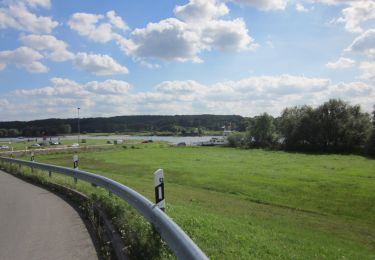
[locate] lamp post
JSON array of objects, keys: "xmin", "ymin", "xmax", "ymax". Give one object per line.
[{"xmin": 77, "ymin": 107, "xmax": 80, "ymax": 144}]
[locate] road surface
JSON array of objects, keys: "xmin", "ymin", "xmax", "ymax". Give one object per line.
[{"xmin": 0, "ymin": 170, "xmax": 98, "ymax": 260}]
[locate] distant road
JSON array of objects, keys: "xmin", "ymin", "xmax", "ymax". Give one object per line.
[{"xmin": 0, "ymin": 170, "xmax": 98, "ymax": 260}]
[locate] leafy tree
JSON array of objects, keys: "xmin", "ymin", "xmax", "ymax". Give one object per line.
[
  {"xmin": 227, "ymin": 132, "xmax": 245, "ymax": 147},
  {"xmin": 316, "ymin": 100, "xmax": 371, "ymax": 152},
  {"xmin": 367, "ymin": 105, "xmax": 375, "ymax": 156},
  {"xmin": 247, "ymin": 113, "xmax": 277, "ymax": 148},
  {"xmin": 0, "ymin": 128, "xmax": 7, "ymax": 137}
]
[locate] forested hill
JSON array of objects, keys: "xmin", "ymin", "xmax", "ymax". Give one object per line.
[{"xmin": 0, "ymin": 115, "xmax": 245, "ymax": 136}]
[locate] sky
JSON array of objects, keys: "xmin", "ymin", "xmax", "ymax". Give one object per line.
[{"xmin": 0, "ymin": 0, "xmax": 374, "ymax": 121}]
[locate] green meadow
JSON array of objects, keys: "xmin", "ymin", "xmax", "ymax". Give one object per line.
[{"xmin": 23, "ymin": 143, "xmax": 375, "ymax": 259}]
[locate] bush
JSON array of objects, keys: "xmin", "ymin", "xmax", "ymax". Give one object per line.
[{"xmin": 227, "ymin": 132, "xmax": 245, "ymax": 147}]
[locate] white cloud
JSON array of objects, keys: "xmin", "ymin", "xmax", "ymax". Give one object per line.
[
  {"xmin": 68, "ymin": 12, "xmax": 126, "ymax": 43},
  {"xmin": 20, "ymin": 34, "xmax": 74, "ymax": 62},
  {"xmin": 26, "ymin": 0, "xmax": 51, "ymax": 9},
  {"xmin": 359, "ymin": 61, "xmax": 375, "ymax": 81},
  {"xmin": 296, "ymin": 2, "xmax": 309, "ymax": 12},
  {"xmin": 121, "ymin": 0, "xmax": 255, "ymax": 63},
  {"xmin": 334, "ymin": 0, "xmax": 375, "ymax": 33},
  {"xmin": 14, "ymin": 77, "xmax": 88, "ymax": 97},
  {"xmin": 0, "ymin": 46, "xmax": 48, "ymax": 73},
  {"xmin": 325, "ymin": 57, "xmax": 355, "ymax": 69},
  {"xmin": 3, "ymin": 74, "xmax": 374, "ymax": 120},
  {"xmin": 73, "ymin": 52, "xmax": 129, "ymax": 76},
  {"xmin": 174, "ymin": 0, "xmax": 229, "ymax": 22},
  {"xmin": 0, "ymin": 2, "xmax": 57, "ymax": 34},
  {"xmin": 231, "ymin": 0, "xmax": 289, "ymax": 11},
  {"xmin": 69, "ymin": 1, "xmax": 255, "ymax": 64},
  {"xmin": 125, "ymin": 18, "xmax": 202, "ymax": 63},
  {"xmin": 106, "ymin": 10, "xmax": 128, "ymax": 31},
  {"xmin": 201, "ymin": 18, "xmax": 253, "ymax": 51},
  {"xmin": 86, "ymin": 80, "xmax": 132, "ymax": 94},
  {"xmin": 346, "ymin": 29, "xmax": 375, "ymax": 59}
]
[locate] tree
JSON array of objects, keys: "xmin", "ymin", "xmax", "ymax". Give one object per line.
[
  {"xmin": 316, "ymin": 100, "xmax": 371, "ymax": 152},
  {"xmin": 0, "ymin": 129, "xmax": 8, "ymax": 137},
  {"xmin": 367, "ymin": 105, "xmax": 375, "ymax": 156},
  {"xmin": 247, "ymin": 113, "xmax": 277, "ymax": 148},
  {"xmin": 227, "ymin": 132, "xmax": 245, "ymax": 147}
]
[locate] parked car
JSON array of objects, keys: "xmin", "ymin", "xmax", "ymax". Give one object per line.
[
  {"xmin": 0, "ymin": 145, "xmax": 9, "ymax": 150},
  {"xmin": 70, "ymin": 143, "xmax": 80, "ymax": 147},
  {"xmin": 30, "ymin": 143, "xmax": 41, "ymax": 148}
]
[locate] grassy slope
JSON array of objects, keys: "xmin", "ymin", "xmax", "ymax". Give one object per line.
[{"xmin": 33, "ymin": 144, "xmax": 375, "ymax": 259}]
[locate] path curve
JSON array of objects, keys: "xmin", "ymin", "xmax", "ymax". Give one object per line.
[{"xmin": 0, "ymin": 170, "xmax": 98, "ymax": 260}]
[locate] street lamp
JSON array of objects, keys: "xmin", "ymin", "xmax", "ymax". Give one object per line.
[{"xmin": 77, "ymin": 107, "xmax": 80, "ymax": 143}]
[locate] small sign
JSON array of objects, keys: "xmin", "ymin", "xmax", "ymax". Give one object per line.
[
  {"xmin": 154, "ymin": 169, "xmax": 165, "ymax": 211},
  {"xmin": 73, "ymin": 154, "xmax": 79, "ymax": 169}
]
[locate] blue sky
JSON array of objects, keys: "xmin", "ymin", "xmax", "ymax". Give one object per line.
[{"xmin": 0, "ymin": 0, "xmax": 374, "ymax": 120}]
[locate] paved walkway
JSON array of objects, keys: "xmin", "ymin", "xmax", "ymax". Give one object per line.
[{"xmin": 0, "ymin": 170, "xmax": 98, "ymax": 260}]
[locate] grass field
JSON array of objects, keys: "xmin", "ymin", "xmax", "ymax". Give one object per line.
[{"xmin": 19, "ymin": 143, "xmax": 375, "ymax": 259}]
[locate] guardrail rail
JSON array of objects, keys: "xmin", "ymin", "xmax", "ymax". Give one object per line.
[{"xmin": 0, "ymin": 156, "xmax": 208, "ymax": 260}]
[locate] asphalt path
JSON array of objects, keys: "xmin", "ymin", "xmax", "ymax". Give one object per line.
[{"xmin": 0, "ymin": 170, "xmax": 98, "ymax": 260}]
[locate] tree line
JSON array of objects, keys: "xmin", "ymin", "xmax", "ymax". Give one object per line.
[
  {"xmin": 228, "ymin": 99, "xmax": 374, "ymax": 156},
  {"xmin": 0, "ymin": 100, "xmax": 374, "ymax": 156},
  {"xmin": 0, "ymin": 115, "xmax": 245, "ymax": 137}
]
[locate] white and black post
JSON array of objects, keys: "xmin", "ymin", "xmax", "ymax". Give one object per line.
[
  {"xmin": 30, "ymin": 152, "xmax": 34, "ymax": 162},
  {"xmin": 73, "ymin": 154, "xmax": 78, "ymax": 184},
  {"xmin": 154, "ymin": 169, "xmax": 165, "ymax": 211}
]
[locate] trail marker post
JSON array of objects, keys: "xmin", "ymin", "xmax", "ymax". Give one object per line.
[
  {"xmin": 154, "ymin": 169, "xmax": 165, "ymax": 211},
  {"xmin": 73, "ymin": 154, "xmax": 78, "ymax": 184}
]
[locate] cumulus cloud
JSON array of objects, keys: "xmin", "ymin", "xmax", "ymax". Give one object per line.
[
  {"xmin": 325, "ymin": 57, "xmax": 355, "ymax": 69},
  {"xmin": 69, "ymin": 1, "xmax": 255, "ymax": 64},
  {"xmin": 0, "ymin": 2, "xmax": 57, "ymax": 34},
  {"xmin": 73, "ymin": 52, "xmax": 129, "ymax": 76},
  {"xmin": 0, "ymin": 46, "xmax": 48, "ymax": 73},
  {"xmin": 174, "ymin": 0, "xmax": 229, "ymax": 22},
  {"xmin": 359, "ymin": 61, "xmax": 375, "ymax": 81},
  {"xmin": 85, "ymin": 80, "xmax": 132, "ymax": 93},
  {"xmin": 124, "ymin": 18, "xmax": 202, "ymax": 63},
  {"xmin": 334, "ymin": 0, "xmax": 375, "ymax": 33},
  {"xmin": 120, "ymin": 0, "xmax": 255, "ymax": 63},
  {"xmin": 3, "ymin": 74, "xmax": 374, "ymax": 120},
  {"xmin": 231, "ymin": 0, "xmax": 289, "ymax": 11},
  {"xmin": 346, "ymin": 29, "xmax": 375, "ymax": 59},
  {"xmin": 68, "ymin": 11, "xmax": 126, "ymax": 43},
  {"xmin": 106, "ymin": 10, "xmax": 128, "ymax": 31},
  {"xmin": 20, "ymin": 34, "xmax": 74, "ymax": 62}
]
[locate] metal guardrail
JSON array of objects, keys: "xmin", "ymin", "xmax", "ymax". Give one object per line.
[{"xmin": 0, "ymin": 156, "xmax": 208, "ymax": 260}]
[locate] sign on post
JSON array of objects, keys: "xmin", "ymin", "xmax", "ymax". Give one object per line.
[
  {"xmin": 31, "ymin": 152, "xmax": 34, "ymax": 161},
  {"xmin": 154, "ymin": 169, "xmax": 165, "ymax": 211},
  {"xmin": 73, "ymin": 154, "xmax": 78, "ymax": 183},
  {"xmin": 73, "ymin": 154, "xmax": 79, "ymax": 170}
]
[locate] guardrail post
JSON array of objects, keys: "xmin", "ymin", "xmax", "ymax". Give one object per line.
[
  {"xmin": 154, "ymin": 169, "xmax": 165, "ymax": 211},
  {"xmin": 73, "ymin": 154, "xmax": 78, "ymax": 184},
  {"xmin": 30, "ymin": 152, "xmax": 35, "ymax": 173}
]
